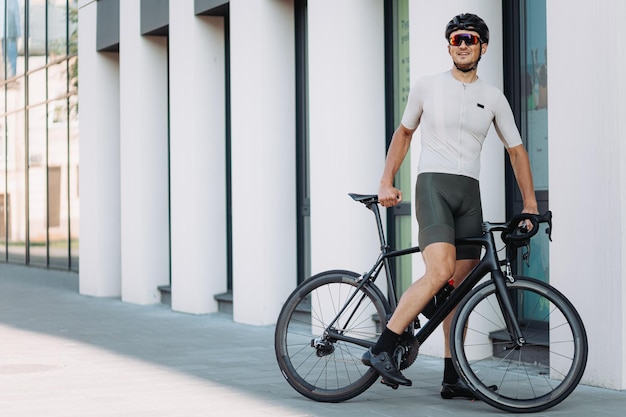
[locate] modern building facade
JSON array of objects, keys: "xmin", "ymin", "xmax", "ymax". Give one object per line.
[
  {"xmin": 0, "ymin": 0, "xmax": 79, "ymax": 270},
  {"xmin": 75, "ymin": 0, "xmax": 626, "ymax": 390}
]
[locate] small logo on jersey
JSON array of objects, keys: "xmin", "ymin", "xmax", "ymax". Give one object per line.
[{"xmin": 477, "ymin": 103, "xmax": 485, "ymax": 108}]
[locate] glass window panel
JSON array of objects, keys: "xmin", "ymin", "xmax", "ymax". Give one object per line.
[
  {"xmin": 2, "ymin": 0, "xmax": 25, "ymax": 79},
  {"xmin": 0, "ymin": 74, "xmax": 6, "ymax": 259},
  {"xmin": 48, "ymin": 98, "xmax": 69, "ymax": 269},
  {"xmin": 521, "ymin": 0, "xmax": 549, "ymax": 192},
  {"xmin": 49, "ymin": 0, "xmax": 69, "ymax": 59},
  {"xmin": 0, "ymin": 0, "xmax": 77, "ymax": 270},
  {"xmin": 394, "ymin": 214, "xmax": 413, "ymax": 296},
  {"xmin": 28, "ymin": 105, "xmax": 47, "ymax": 266},
  {"xmin": 28, "ymin": 67, "xmax": 46, "ymax": 106},
  {"xmin": 48, "ymin": 59, "xmax": 69, "ymax": 109},
  {"xmin": 6, "ymin": 74, "xmax": 24, "ymax": 110},
  {"xmin": 519, "ymin": 0, "xmax": 549, "ymax": 285},
  {"xmin": 389, "ymin": 0, "xmax": 412, "ymax": 293},
  {"xmin": 69, "ymin": 92, "xmax": 78, "ymax": 271},
  {"xmin": 392, "ymin": 0, "xmax": 411, "ymax": 203},
  {"xmin": 29, "ymin": 0, "xmax": 46, "ymax": 57},
  {"xmin": 6, "ymin": 108, "xmax": 25, "ymax": 263},
  {"xmin": 0, "ymin": 118, "xmax": 6, "ymax": 259}
]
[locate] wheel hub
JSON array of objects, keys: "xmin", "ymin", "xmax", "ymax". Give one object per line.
[{"xmin": 311, "ymin": 337, "xmax": 335, "ymax": 357}]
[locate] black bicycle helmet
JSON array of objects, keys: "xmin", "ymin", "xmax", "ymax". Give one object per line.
[{"xmin": 445, "ymin": 13, "xmax": 489, "ymax": 44}]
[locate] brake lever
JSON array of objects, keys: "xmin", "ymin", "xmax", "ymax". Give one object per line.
[
  {"xmin": 542, "ymin": 211, "xmax": 553, "ymax": 242},
  {"xmin": 522, "ymin": 242, "xmax": 531, "ymax": 267}
]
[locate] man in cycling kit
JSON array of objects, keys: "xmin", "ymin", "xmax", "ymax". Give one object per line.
[{"xmin": 362, "ymin": 13, "xmax": 539, "ymax": 399}]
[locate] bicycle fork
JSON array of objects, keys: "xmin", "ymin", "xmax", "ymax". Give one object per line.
[{"xmin": 492, "ymin": 270, "xmax": 526, "ymax": 347}]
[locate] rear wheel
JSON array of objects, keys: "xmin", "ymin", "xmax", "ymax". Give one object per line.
[
  {"xmin": 451, "ymin": 276, "xmax": 588, "ymax": 413},
  {"xmin": 274, "ymin": 270, "xmax": 389, "ymax": 402}
]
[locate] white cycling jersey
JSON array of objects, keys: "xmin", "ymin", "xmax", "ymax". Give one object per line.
[{"xmin": 401, "ymin": 70, "xmax": 522, "ymax": 180}]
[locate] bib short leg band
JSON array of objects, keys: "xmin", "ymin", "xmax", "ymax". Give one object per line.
[{"xmin": 415, "ymin": 173, "xmax": 483, "ymax": 260}]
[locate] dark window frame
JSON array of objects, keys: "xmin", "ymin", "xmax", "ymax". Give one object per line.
[{"xmin": 295, "ymin": 0, "xmax": 309, "ymax": 285}]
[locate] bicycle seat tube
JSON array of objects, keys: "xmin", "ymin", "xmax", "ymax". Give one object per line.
[{"xmin": 365, "ymin": 201, "xmax": 401, "ymax": 310}]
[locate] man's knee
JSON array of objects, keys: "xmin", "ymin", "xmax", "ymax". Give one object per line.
[{"xmin": 423, "ymin": 243, "xmax": 456, "ymax": 282}]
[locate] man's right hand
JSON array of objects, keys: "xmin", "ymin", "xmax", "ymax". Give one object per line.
[{"xmin": 378, "ymin": 183, "xmax": 402, "ymax": 207}]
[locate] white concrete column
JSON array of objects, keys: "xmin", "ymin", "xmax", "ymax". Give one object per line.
[
  {"xmin": 308, "ymin": 1, "xmax": 386, "ymax": 277},
  {"xmin": 547, "ymin": 0, "xmax": 626, "ymax": 390},
  {"xmin": 77, "ymin": 0, "xmax": 121, "ymax": 297},
  {"xmin": 118, "ymin": 0, "xmax": 170, "ymax": 304},
  {"xmin": 229, "ymin": 0, "xmax": 296, "ymax": 325},
  {"xmin": 408, "ymin": 0, "xmax": 505, "ymax": 358},
  {"xmin": 169, "ymin": 1, "xmax": 227, "ymax": 314}
]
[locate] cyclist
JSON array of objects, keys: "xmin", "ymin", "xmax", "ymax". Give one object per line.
[{"xmin": 362, "ymin": 13, "xmax": 539, "ymax": 399}]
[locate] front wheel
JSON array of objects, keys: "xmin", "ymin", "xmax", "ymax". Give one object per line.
[
  {"xmin": 451, "ymin": 276, "xmax": 588, "ymax": 413},
  {"xmin": 274, "ymin": 270, "xmax": 390, "ymax": 402}
]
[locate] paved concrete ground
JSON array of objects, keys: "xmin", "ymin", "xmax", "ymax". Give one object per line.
[{"xmin": 1, "ymin": 263, "xmax": 624, "ymax": 417}]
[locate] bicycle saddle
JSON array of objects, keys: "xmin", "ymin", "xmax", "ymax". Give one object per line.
[{"xmin": 348, "ymin": 193, "xmax": 378, "ymax": 204}]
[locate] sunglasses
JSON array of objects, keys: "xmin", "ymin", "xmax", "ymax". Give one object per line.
[{"xmin": 449, "ymin": 33, "xmax": 481, "ymax": 46}]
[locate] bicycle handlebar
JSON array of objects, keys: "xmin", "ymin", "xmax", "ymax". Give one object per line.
[{"xmin": 500, "ymin": 211, "xmax": 553, "ymax": 244}]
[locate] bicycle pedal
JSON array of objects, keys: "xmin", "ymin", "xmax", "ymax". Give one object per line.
[{"xmin": 380, "ymin": 378, "xmax": 399, "ymax": 390}]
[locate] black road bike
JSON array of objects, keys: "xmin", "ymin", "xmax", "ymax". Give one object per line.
[{"xmin": 275, "ymin": 194, "xmax": 587, "ymax": 413}]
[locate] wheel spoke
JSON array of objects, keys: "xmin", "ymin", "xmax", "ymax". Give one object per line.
[
  {"xmin": 451, "ymin": 278, "xmax": 587, "ymax": 413},
  {"xmin": 275, "ymin": 272, "xmax": 387, "ymax": 402}
]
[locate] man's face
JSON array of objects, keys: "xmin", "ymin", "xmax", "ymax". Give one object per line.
[{"xmin": 448, "ymin": 30, "xmax": 488, "ymax": 70}]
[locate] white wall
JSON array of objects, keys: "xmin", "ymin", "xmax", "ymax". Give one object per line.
[
  {"xmin": 408, "ymin": 0, "xmax": 505, "ymax": 358},
  {"xmin": 169, "ymin": 0, "xmax": 228, "ymax": 314},
  {"xmin": 119, "ymin": 0, "xmax": 170, "ymax": 304},
  {"xmin": 77, "ymin": 0, "xmax": 121, "ymax": 297},
  {"xmin": 308, "ymin": 0, "xmax": 386, "ymax": 277},
  {"xmin": 229, "ymin": 0, "xmax": 297, "ymax": 325},
  {"xmin": 547, "ymin": 0, "xmax": 626, "ymax": 389}
]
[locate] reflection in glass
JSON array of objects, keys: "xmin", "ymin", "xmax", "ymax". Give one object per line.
[
  {"xmin": 29, "ymin": 105, "xmax": 47, "ymax": 266},
  {"xmin": 6, "ymin": 109, "xmax": 25, "ymax": 263},
  {"xmin": 1, "ymin": 0, "xmax": 23, "ymax": 80},
  {"xmin": 394, "ymin": 214, "xmax": 412, "ymax": 296},
  {"xmin": 390, "ymin": 0, "xmax": 412, "ymax": 293},
  {"xmin": 69, "ymin": 90, "xmax": 78, "ymax": 271},
  {"xmin": 48, "ymin": 97, "xmax": 70, "ymax": 269},
  {"xmin": 521, "ymin": 0, "xmax": 549, "ymax": 192},
  {"xmin": 0, "ymin": 0, "xmax": 79, "ymax": 270},
  {"xmin": 519, "ymin": 0, "xmax": 549, "ymax": 285}
]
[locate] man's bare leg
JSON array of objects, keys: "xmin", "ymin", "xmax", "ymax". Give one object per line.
[
  {"xmin": 441, "ymin": 258, "xmax": 481, "ymax": 399},
  {"xmin": 442, "ymin": 258, "xmax": 479, "ymax": 356},
  {"xmin": 387, "ymin": 242, "xmax": 457, "ymax": 334},
  {"xmin": 363, "ymin": 242, "xmax": 457, "ymax": 386}
]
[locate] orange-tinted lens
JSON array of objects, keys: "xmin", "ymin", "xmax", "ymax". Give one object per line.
[{"xmin": 449, "ymin": 34, "xmax": 480, "ymax": 46}]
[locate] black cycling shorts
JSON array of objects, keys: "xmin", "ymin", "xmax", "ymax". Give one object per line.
[{"xmin": 415, "ymin": 172, "xmax": 483, "ymax": 260}]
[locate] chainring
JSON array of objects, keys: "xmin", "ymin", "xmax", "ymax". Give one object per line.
[{"xmin": 396, "ymin": 332, "xmax": 420, "ymax": 370}]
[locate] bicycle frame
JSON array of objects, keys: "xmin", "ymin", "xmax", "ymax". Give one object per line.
[
  {"xmin": 329, "ymin": 199, "xmax": 526, "ymax": 349},
  {"xmin": 275, "ymin": 195, "xmax": 585, "ymax": 412}
]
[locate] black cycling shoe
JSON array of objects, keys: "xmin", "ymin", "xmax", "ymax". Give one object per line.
[
  {"xmin": 361, "ymin": 349, "xmax": 412, "ymax": 387},
  {"xmin": 440, "ymin": 378, "xmax": 497, "ymax": 400}
]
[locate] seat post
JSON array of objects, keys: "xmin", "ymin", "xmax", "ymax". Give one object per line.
[{"xmin": 367, "ymin": 202, "xmax": 389, "ymax": 253}]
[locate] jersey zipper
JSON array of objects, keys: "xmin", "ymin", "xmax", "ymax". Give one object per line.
[{"xmin": 458, "ymin": 83, "xmax": 467, "ymax": 174}]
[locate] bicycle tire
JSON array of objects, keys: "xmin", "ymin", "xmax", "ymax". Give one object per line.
[
  {"xmin": 451, "ymin": 276, "xmax": 588, "ymax": 413},
  {"xmin": 274, "ymin": 270, "xmax": 390, "ymax": 402}
]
